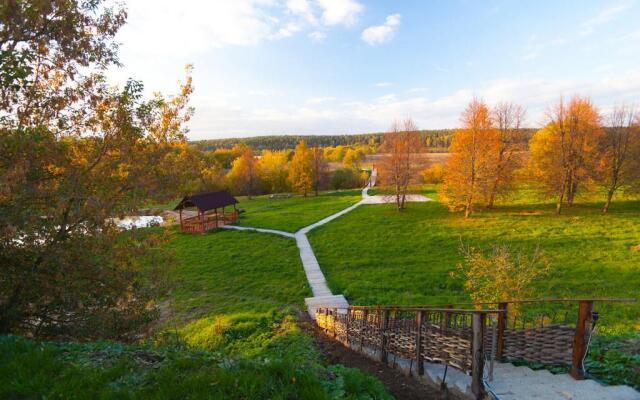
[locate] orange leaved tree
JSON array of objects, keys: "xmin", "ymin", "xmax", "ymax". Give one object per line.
[
  {"xmin": 441, "ymin": 98, "xmax": 500, "ymax": 218},
  {"xmin": 483, "ymin": 102, "xmax": 526, "ymax": 208},
  {"xmin": 378, "ymin": 118, "xmax": 425, "ymax": 211},
  {"xmin": 596, "ymin": 105, "xmax": 640, "ymax": 212}
]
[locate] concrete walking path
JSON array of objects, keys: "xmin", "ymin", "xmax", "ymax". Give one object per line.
[{"xmin": 225, "ymin": 169, "xmax": 433, "ymax": 315}]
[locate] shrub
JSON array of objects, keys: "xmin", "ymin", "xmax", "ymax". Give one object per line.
[{"xmin": 422, "ymin": 164, "xmax": 444, "ymax": 183}]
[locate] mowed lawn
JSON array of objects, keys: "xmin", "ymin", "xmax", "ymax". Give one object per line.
[
  {"xmin": 163, "ymin": 227, "xmax": 309, "ymax": 320},
  {"xmin": 308, "ymin": 186, "xmax": 640, "ymax": 333},
  {"xmin": 235, "ymin": 189, "xmax": 362, "ymax": 232}
]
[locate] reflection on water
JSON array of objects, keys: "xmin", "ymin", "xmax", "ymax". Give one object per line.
[{"xmin": 112, "ymin": 216, "xmax": 164, "ymax": 229}]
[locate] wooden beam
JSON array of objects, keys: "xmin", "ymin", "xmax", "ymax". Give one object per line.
[
  {"xmin": 380, "ymin": 309, "xmax": 389, "ymax": 364},
  {"xmin": 471, "ymin": 312, "xmax": 486, "ymax": 399},
  {"xmin": 570, "ymin": 300, "xmax": 594, "ymax": 379},
  {"xmin": 496, "ymin": 302, "xmax": 507, "ymax": 360},
  {"xmin": 415, "ymin": 310, "xmax": 424, "ymax": 376}
]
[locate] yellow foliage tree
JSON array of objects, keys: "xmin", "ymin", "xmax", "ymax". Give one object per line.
[
  {"xmin": 258, "ymin": 150, "xmax": 290, "ymax": 193},
  {"xmin": 288, "ymin": 140, "xmax": 313, "ymax": 196},
  {"xmin": 228, "ymin": 146, "xmax": 259, "ymax": 198},
  {"xmin": 529, "ymin": 96, "xmax": 602, "ymax": 214}
]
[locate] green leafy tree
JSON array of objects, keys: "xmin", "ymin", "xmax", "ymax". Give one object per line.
[{"xmin": 0, "ymin": 1, "xmax": 192, "ymax": 339}]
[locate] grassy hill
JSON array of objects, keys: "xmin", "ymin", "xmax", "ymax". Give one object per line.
[{"xmin": 1, "ymin": 222, "xmax": 393, "ymax": 399}]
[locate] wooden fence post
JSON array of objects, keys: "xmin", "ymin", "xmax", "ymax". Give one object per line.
[
  {"xmin": 471, "ymin": 312, "xmax": 486, "ymax": 400},
  {"xmin": 415, "ymin": 310, "xmax": 425, "ymax": 376},
  {"xmin": 380, "ymin": 309, "xmax": 389, "ymax": 363},
  {"xmin": 570, "ymin": 300, "xmax": 594, "ymax": 379},
  {"xmin": 333, "ymin": 308, "xmax": 338, "ymax": 339},
  {"xmin": 360, "ymin": 310, "xmax": 368, "ymax": 351},
  {"xmin": 345, "ymin": 308, "xmax": 350, "ymax": 347},
  {"xmin": 496, "ymin": 302, "xmax": 507, "ymax": 360},
  {"xmin": 443, "ymin": 305, "xmax": 452, "ymax": 331}
]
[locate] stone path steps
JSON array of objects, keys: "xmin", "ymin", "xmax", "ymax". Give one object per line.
[{"xmin": 488, "ymin": 363, "xmax": 640, "ymax": 400}]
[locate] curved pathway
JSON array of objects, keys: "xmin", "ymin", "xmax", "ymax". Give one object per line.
[{"xmin": 224, "ymin": 169, "xmax": 431, "ymax": 316}]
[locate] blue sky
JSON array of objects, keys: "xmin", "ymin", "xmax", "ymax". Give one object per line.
[{"xmin": 108, "ymin": 0, "xmax": 640, "ymax": 139}]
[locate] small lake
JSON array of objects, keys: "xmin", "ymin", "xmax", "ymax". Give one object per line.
[{"xmin": 112, "ymin": 216, "xmax": 164, "ymax": 229}]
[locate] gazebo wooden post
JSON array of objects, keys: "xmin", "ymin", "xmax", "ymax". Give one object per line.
[
  {"xmin": 215, "ymin": 208, "xmax": 219, "ymax": 228},
  {"xmin": 179, "ymin": 209, "xmax": 183, "ymax": 230},
  {"xmin": 199, "ymin": 209, "xmax": 204, "ymax": 233}
]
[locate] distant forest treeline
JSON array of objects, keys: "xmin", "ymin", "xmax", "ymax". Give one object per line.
[
  {"xmin": 192, "ymin": 130, "xmax": 441, "ymax": 152},
  {"xmin": 191, "ymin": 129, "xmax": 538, "ymax": 152}
]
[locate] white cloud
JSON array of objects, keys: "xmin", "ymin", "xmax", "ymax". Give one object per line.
[
  {"xmin": 580, "ymin": 0, "xmax": 633, "ymax": 36},
  {"xmin": 269, "ymin": 22, "xmax": 302, "ymax": 39},
  {"xmin": 308, "ymin": 31, "xmax": 327, "ymax": 42},
  {"xmin": 317, "ymin": 0, "xmax": 364, "ymax": 26},
  {"xmin": 286, "ymin": 0, "xmax": 318, "ymax": 24},
  {"xmin": 374, "ymin": 82, "xmax": 392, "ymax": 87},
  {"xmin": 361, "ymin": 13, "xmax": 401, "ymax": 45},
  {"xmin": 187, "ymin": 71, "xmax": 640, "ymax": 139}
]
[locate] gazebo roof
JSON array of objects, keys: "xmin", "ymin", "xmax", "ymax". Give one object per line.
[{"xmin": 174, "ymin": 190, "xmax": 238, "ymax": 212}]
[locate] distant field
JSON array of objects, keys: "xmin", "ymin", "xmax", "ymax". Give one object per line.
[{"xmin": 309, "ymin": 185, "xmax": 640, "ymax": 333}]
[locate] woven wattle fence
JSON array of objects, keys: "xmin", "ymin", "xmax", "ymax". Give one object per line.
[
  {"xmin": 315, "ymin": 298, "xmax": 635, "ymax": 400},
  {"xmin": 316, "ymin": 306, "xmax": 495, "ymax": 398}
]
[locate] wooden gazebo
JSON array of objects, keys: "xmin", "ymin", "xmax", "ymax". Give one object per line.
[{"xmin": 174, "ymin": 190, "xmax": 239, "ymax": 233}]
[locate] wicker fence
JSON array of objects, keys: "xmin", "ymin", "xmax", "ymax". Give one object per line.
[
  {"xmin": 316, "ymin": 306, "xmax": 497, "ymax": 398},
  {"xmin": 315, "ymin": 298, "xmax": 634, "ymax": 399}
]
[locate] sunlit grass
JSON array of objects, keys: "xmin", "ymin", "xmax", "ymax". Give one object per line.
[
  {"xmin": 309, "ymin": 185, "xmax": 640, "ymax": 333},
  {"xmin": 234, "ymin": 189, "xmax": 362, "ymax": 232}
]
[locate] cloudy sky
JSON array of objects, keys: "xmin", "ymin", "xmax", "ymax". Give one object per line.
[{"xmin": 108, "ymin": 0, "xmax": 640, "ymax": 139}]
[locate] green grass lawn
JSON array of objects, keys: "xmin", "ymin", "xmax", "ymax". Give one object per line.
[
  {"xmin": 234, "ymin": 190, "xmax": 362, "ymax": 232},
  {"xmin": 309, "ymin": 186, "xmax": 640, "ymax": 334},
  {"xmin": 1, "ymin": 225, "xmax": 393, "ymax": 399}
]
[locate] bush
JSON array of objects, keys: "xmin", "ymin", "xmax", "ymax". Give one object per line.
[
  {"xmin": 422, "ymin": 164, "xmax": 444, "ymax": 183},
  {"xmin": 330, "ymin": 168, "xmax": 360, "ymax": 190}
]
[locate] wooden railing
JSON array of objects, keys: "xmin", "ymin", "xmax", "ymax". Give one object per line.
[
  {"xmin": 181, "ymin": 211, "xmax": 238, "ymax": 233},
  {"xmin": 315, "ymin": 298, "xmax": 635, "ymax": 399},
  {"xmin": 316, "ymin": 305, "xmax": 501, "ymax": 399}
]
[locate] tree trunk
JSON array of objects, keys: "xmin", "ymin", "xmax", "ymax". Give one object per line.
[
  {"xmin": 556, "ymin": 176, "xmax": 566, "ymax": 215},
  {"xmin": 486, "ymin": 178, "xmax": 498, "ymax": 209},
  {"xmin": 465, "ymin": 193, "xmax": 473, "ymax": 218},
  {"xmin": 603, "ymin": 188, "xmax": 615, "ymax": 213}
]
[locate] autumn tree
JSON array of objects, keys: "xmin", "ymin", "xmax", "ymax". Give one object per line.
[
  {"xmin": 288, "ymin": 140, "xmax": 313, "ymax": 196},
  {"xmin": 0, "ymin": 1, "xmax": 192, "ymax": 338},
  {"xmin": 596, "ymin": 106, "xmax": 640, "ymax": 212},
  {"xmin": 228, "ymin": 146, "xmax": 260, "ymax": 198},
  {"xmin": 343, "ymin": 147, "xmax": 366, "ymax": 171},
  {"xmin": 311, "ymin": 146, "xmax": 328, "ymax": 196},
  {"xmin": 258, "ymin": 149, "xmax": 290, "ymax": 193},
  {"xmin": 378, "ymin": 118, "xmax": 426, "ymax": 211},
  {"xmin": 440, "ymin": 99, "xmax": 500, "ymax": 218},
  {"xmin": 529, "ymin": 96, "xmax": 602, "ymax": 214},
  {"xmin": 482, "ymin": 102, "xmax": 526, "ymax": 208}
]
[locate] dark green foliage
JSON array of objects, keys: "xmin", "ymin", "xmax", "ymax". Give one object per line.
[
  {"xmin": 584, "ymin": 335, "xmax": 640, "ymax": 389},
  {"xmin": 190, "ymin": 129, "xmax": 536, "ymax": 153},
  {"xmin": 331, "ymin": 168, "xmax": 361, "ymax": 190}
]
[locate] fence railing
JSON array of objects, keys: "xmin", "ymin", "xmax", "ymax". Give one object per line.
[{"xmin": 315, "ymin": 298, "xmax": 635, "ymax": 399}]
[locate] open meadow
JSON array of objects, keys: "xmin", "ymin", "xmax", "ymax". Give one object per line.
[{"xmin": 309, "ymin": 186, "xmax": 640, "ymax": 334}]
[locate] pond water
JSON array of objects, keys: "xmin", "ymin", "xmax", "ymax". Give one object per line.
[{"xmin": 112, "ymin": 216, "xmax": 164, "ymax": 229}]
